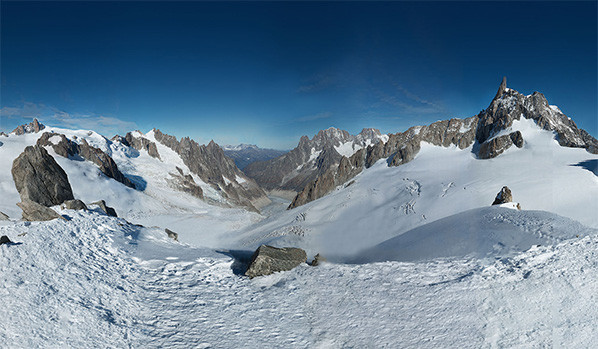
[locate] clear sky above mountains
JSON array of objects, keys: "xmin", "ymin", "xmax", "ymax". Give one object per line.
[{"xmin": 1, "ymin": 1, "xmax": 596, "ymax": 149}]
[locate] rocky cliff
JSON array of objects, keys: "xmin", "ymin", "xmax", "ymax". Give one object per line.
[
  {"xmin": 244, "ymin": 127, "xmax": 388, "ymax": 193},
  {"xmin": 152, "ymin": 129, "xmax": 270, "ymax": 211}
]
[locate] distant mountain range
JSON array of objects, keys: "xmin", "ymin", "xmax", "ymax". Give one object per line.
[{"xmin": 221, "ymin": 144, "xmax": 287, "ymax": 170}]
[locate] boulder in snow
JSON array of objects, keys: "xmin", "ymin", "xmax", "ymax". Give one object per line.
[
  {"xmin": 245, "ymin": 245, "xmax": 307, "ymax": 278},
  {"xmin": 165, "ymin": 228, "xmax": 179, "ymax": 241},
  {"xmin": 492, "ymin": 186, "xmax": 513, "ymax": 205},
  {"xmin": 0, "ymin": 235, "xmax": 12, "ymax": 245},
  {"xmin": 61, "ymin": 199, "xmax": 88, "ymax": 211},
  {"xmin": 310, "ymin": 253, "xmax": 326, "ymax": 266},
  {"xmin": 91, "ymin": 200, "xmax": 118, "ymax": 217},
  {"xmin": 17, "ymin": 200, "xmax": 66, "ymax": 221},
  {"xmin": 11, "ymin": 145, "xmax": 75, "ymax": 207}
]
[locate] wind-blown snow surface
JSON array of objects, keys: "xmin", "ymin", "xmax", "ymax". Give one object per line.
[
  {"xmin": 229, "ymin": 119, "xmax": 598, "ymax": 259},
  {"xmin": 1, "ymin": 210, "xmax": 597, "ymax": 347}
]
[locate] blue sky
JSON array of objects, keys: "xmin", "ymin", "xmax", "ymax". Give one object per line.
[{"xmin": 1, "ymin": 1, "xmax": 596, "ymax": 149}]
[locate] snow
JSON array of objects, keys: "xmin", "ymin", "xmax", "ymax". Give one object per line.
[
  {"xmin": 230, "ymin": 121, "xmax": 598, "ymax": 259},
  {"xmin": 352, "ymin": 206, "xmax": 595, "ymax": 263},
  {"xmin": 48, "ymin": 134, "xmax": 62, "ymax": 145},
  {"xmin": 235, "ymin": 174, "xmax": 247, "ymax": 184},
  {"xmin": 334, "ymin": 141, "xmax": 357, "ymax": 157},
  {"xmin": 0, "ymin": 127, "xmax": 260, "ymax": 248},
  {"xmin": 1, "ymin": 209, "xmax": 597, "ymax": 347}
]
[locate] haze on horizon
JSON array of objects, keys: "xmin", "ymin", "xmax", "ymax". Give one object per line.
[{"xmin": 1, "ymin": 1, "xmax": 596, "ymax": 149}]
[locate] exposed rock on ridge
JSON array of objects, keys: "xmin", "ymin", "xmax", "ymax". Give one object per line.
[
  {"xmin": 124, "ymin": 132, "xmax": 161, "ymax": 159},
  {"xmin": 476, "ymin": 77, "xmax": 597, "ymax": 155},
  {"xmin": 152, "ymin": 129, "xmax": 269, "ymax": 211},
  {"xmin": 37, "ymin": 132, "xmax": 136, "ymax": 189}
]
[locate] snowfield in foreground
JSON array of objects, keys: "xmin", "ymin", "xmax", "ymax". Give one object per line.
[{"xmin": 1, "ymin": 210, "xmax": 597, "ymax": 348}]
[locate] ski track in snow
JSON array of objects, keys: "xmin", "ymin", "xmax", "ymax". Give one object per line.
[{"xmin": 1, "ymin": 211, "xmax": 597, "ymax": 348}]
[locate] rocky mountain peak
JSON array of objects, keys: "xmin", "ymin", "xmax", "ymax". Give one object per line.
[
  {"xmin": 477, "ymin": 78, "xmax": 597, "ymax": 153},
  {"xmin": 11, "ymin": 118, "xmax": 45, "ymax": 135},
  {"xmin": 493, "ymin": 76, "xmax": 507, "ymax": 100}
]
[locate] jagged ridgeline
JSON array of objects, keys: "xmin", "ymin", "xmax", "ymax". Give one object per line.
[{"xmin": 284, "ymin": 78, "xmax": 598, "ymax": 209}]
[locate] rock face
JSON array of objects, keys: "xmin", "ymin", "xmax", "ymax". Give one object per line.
[
  {"xmin": 91, "ymin": 200, "xmax": 118, "ymax": 217},
  {"xmin": 61, "ymin": 199, "xmax": 88, "ymax": 211},
  {"xmin": 222, "ymin": 144, "xmax": 287, "ymax": 170},
  {"xmin": 288, "ymin": 78, "xmax": 598, "ymax": 209},
  {"xmin": 17, "ymin": 200, "xmax": 65, "ymax": 221},
  {"xmin": 476, "ymin": 77, "xmax": 598, "ymax": 156},
  {"xmin": 289, "ymin": 117, "xmax": 478, "ymax": 209},
  {"xmin": 37, "ymin": 132, "xmax": 135, "ymax": 189},
  {"xmin": 168, "ymin": 167, "xmax": 204, "ymax": 199},
  {"xmin": 11, "ymin": 118, "xmax": 45, "ymax": 135},
  {"xmin": 244, "ymin": 128, "xmax": 388, "ymax": 193},
  {"xmin": 478, "ymin": 131, "xmax": 524, "ymax": 159},
  {"xmin": 12, "ymin": 145, "xmax": 75, "ymax": 206},
  {"xmin": 165, "ymin": 228, "xmax": 179, "ymax": 241},
  {"xmin": 124, "ymin": 132, "xmax": 161, "ymax": 159},
  {"xmin": 245, "ymin": 245, "xmax": 307, "ymax": 278},
  {"xmin": 492, "ymin": 186, "xmax": 513, "ymax": 205},
  {"xmin": 0, "ymin": 211, "xmax": 9, "ymax": 220},
  {"xmin": 152, "ymin": 129, "xmax": 269, "ymax": 211}
]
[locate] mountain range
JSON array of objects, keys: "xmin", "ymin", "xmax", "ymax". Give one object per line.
[{"xmin": 1, "ymin": 78, "xmax": 598, "ymax": 347}]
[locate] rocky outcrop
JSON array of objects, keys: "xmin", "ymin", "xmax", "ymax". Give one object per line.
[
  {"xmin": 0, "ymin": 235, "xmax": 12, "ymax": 245},
  {"xmin": 0, "ymin": 211, "xmax": 9, "ymax": 220},
  {"xmin": 11, "ymin": 118, "xmax": 45, "ymax": 135},
  {"xmin": 61, "ymin": 199, "xmax": 88, "ymax": 211},
  {"xmin": 91, "ymin": 200, "xmax": 117, "ymax": 217},
  {"xmin": 244, "ymin": 127, "xmax": 388, "ymax": 193},
  {"xmin": 492, "ymin": 186, "xmax": 513, "ymax": 205},
  {"xmin": 165, "ymin": 228, "xmax": 178, "ymax": 241},
  {"xmin": 37, "ymin": 132, "xmax": 135, "ymax": 189},
  {"xmin": 17, "ymin": 199, "xmax": 66, "ymax": 221},
  {"xmin": 168, "ymin": 167, "xmax": 204, "ymax": 199},
  {"xmin": 245, "ymin": 245, "xmax": 307, "ymax": 278},
  {"xmin": 310, "ymin": 253, "xmax": 325, "ymax": 266},
  {"xmin": 125, "ymin": 132, "xmax": 161, "ymax": 159},
  {"xmin": 12, "ymin": 145, "xmax": 75, "ymax": 206},
  {"xmin": 478, "ymin": 131, "xmax": 524, "ymax": 159},
  {"xmin": 152, "ymin": 129, "xmax": 269, "ymax": 211}
]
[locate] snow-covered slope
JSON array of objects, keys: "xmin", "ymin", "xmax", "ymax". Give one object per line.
[
  {"xmin": 352, "ymin": 206, "xmax": 595, "ymax": 263},
  {"xmin": 1, "ymin": 209, "xmax": 597, "ymax": 347},
  {"xmin": 230, "ymin": 118, "xmax": 598, "ymax": 259},
  {"xmin": 0, "ymin": 127, "xmax": 261, "ymax": 247}
]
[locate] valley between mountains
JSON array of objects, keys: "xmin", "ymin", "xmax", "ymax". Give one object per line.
[{"xmin": 1, "ymin": 79, "xmax": 597, "ymax": 347}]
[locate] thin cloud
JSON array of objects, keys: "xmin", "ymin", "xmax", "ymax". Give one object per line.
[
  {"xmin": 296, "ymin": 112, "xmax": 332, "ymax": 122},
  {"xmin": 0, "ymin": 102, "xmax": 137, "ymax": 137},
  {"xmin": 297, "ymin": 75, "xmax": 334, "ymax": 93}
]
